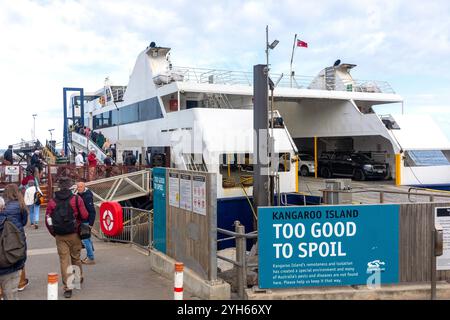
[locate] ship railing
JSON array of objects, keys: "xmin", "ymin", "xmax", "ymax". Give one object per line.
[{"xmin": 173, "ymin": 66, "xmax": 396, "ymax": 94}]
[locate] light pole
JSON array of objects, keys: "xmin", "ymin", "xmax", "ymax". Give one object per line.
[
  {"xmin": 32, "ymin": 114, "xmax": 37, "ymax": 141},
  {"xmin": 48, "ymin": 129, "xmax": 55, "ymax": 142},
  {"xmin": 265, "ymin": 25, "xmax": 279, "ymax": 206}
]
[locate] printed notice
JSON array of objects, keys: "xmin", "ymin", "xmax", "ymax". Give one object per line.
[
  {"xmin": 193, "ymin": 175, "xmax": 206, "ymax": 215},
  {"xmin": 5, "ymin": 166, "xmax": 20, "ymax": 176},
  {"xmin": 168, "ymin": 172, "xmax": 179, "ymax": 208},
  {"xmin": 436, "ymin": 207, "xmax": 450, "ymax": 270},
  {"xmin": 180, "ymin": 174, "xmax": 192, "ymax": 211}
]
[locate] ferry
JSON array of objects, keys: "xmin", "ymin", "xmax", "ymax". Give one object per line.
[{"xmin": 66, "ymin": 42, "xmax": 450, "ymax": 231}]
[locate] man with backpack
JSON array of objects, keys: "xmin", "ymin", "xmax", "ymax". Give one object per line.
[{"xmin": 45, "ymin": 177, "xmax": 89, "ymax": 299}]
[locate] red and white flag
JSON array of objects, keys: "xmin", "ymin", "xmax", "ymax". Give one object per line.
[{"xmin": 297, "ymin": 39, "xmax": 308, "ymax": 48}]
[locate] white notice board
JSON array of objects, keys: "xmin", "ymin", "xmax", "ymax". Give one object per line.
[
  {"xmin": 180, "ymin": 174, "xmax": 192, "ymax": 211},
  {"xmin": 436, "ymin": 207, "xmax": 450, "ymax": 270},
  {"xmin": 193, "ymin": 175, "xmax": 207, "ymax": 215},
  {"xmin": 168, "ymin": 172, "xmax": 180, "ymax": 208},
  {"xmin": 5, "ymin": 166, "xmax": 20, "ymax": 176}
]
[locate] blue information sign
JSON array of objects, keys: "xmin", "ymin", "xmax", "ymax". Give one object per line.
[
  {"xmin": 153, "ymin": 167, "xmax": 167, "ymax": 253},
  {"xmin": 258, "ymin": 204, "xmax": 399, "ymax": 288}
]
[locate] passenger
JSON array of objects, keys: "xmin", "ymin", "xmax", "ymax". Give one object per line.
[
  {"xmin": 104, "ymin": 153, "xmax": 113, "ymax": 178},
  {"xmin": 2, "ymin": 145, "xmax": 13, "ymax": 165},
  {"xmin": 24, "ymin": 180, "xmax": 41, "ymax": 229},
  {"xmin": 0, "ymin": 185, "xmax": 28, "ymax": 300},
  {"xmin": 84, "ymin": 127, "xmax": 91, "ymax": 139},
  {"xmin": 110, "ymin": 144, "xmax": 117, "ymax": 161},
  {"xmin": 96, "ymin": 132, "xmax": 105, "ymax": 150},
  {"xmin": 30, "ymin": 150, "xmax": 43, "ymax": 180},
  {"xmin": 76, "ymin": 182, "xmax": 96, "ymax": 265},
  {"xmin": 87, "ymin": 150, "xmax": 97, "ymax": 181},
  {"xmin": 21, "ymin": 172, "xmax": 35, "ymax": 191},
  {"xmin": 45, "ymin": 177, "xmax": 89, "ymax": 299},
  {"xmin": 90, "ymin": 131, "xmax": 98, "ymax": 145},
  {"xmin": 75, "ymin": 150, "xmax": 85, "ymax": 179},
  {"xmin": 102, "ymin": 139, "xmax": 111, "ymax": 152}
]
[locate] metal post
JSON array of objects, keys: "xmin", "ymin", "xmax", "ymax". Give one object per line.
[
  {"xmin": 253, "ymin": 64, "xmax": 270, "ymax": 214},
  {"xmin": 235, "ymin": 221, "xmax": 247, "ymax": 299},
  {"xmin": 130, "ymin": 209, "xmax": 134, "ymax": 244},
  {"xmin": 208, "ymin": 173, "xmax": 218, "ymax": 281},
  {"xmin": 431, "ymin": 226, "xmax": 436, "ymax": 300},
  {"xmin": 379, "ymin": 191, "xmax": 384, "ymax": 203}
]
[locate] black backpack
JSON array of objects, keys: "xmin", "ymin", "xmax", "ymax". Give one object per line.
[
  {"xmin": 0, "ymin": 217, "xmax": 26, "ymax": 268},
  {"xmin": 52, "ymin": 195, "xmax": 78, "ymax": 235}
]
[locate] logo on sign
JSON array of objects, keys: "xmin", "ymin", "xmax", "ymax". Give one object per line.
[
  {"xmin": 367, "ymin": 259, "xmax": 386, "ymax": 272},
  {"xmin": 102, "ymin": 210, "xmax": 114, "ymax": 232}
]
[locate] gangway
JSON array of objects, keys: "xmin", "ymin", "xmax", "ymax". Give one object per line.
[
  {"xmin": 83, "ymin": 169, "xmax": 151, "ymax": 205},
  {"xmin": 70, "ymin": 132, "xmax": 110, "ymax": 163}
]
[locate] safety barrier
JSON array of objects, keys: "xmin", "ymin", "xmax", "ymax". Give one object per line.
[
  {"xmin": 217, "ymin": 221, "xmax": 257, "ymax": 299},
  {"xmin": 92, "ymin": 206, "xmax": 153, "ymax": 249}
]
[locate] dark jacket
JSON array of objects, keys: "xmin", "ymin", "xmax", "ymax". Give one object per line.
[
  {"xmin": 3, "ymin": 148, "xmax": 13, "ymax": 164},
  {"xmin": 0, "ymin": 201, "xmax": 28, "ymax": 275},
  {"xmin": 31, "ymin": 154, "xmax": 42, "ymax": 169},
  {"xmin": 45, "ymin": 189, "xmax": 89, "ymax": 236},
  {"xmin": 78, "ymin": 189, "xmax": 96, "ymax": 226}
]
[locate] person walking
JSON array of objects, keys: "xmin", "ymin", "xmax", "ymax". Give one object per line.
[
  {"xmin": 76, "ymin": 182, "xmax": 96, "ymax": 265},
  {"xmin": 2, "ymin": 145, "xmax": 13, "ymax": 165},
  {"xmin": 24, "ymin": 180, "xmax": 41, "ymax": 229},
  {"xmin": 30, "ymin": 150, "xmax": 43, "ymax": 180},
  {"xmin": 75, "ymin": 150, "xmax": 85, "ymax": 180},
  {"xmin": 96, "ymin": 132, "xmax": 105, "ymax": 150},
  {"xmin": 45, "ymin": 177, "xmax": 89, "ymax": 299},
  {"xmin": 87, "ymin": 150, "xmax": 97, "ymax": 181},
  {"xmin": 0, "ymin": 185, "xmax": 28, "ymax": 300},
  {"xmin": 104, "ymin": 153, "xmax": 113, "ymax": 178}
]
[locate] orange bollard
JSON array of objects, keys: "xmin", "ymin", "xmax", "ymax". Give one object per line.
[
  {"xmin": 47, "ymin": 273, "xmax": 58, "ymax": 300},
  {"xmin": 174, "ymin": 262, "xmax": 184, "ymax": 300}
]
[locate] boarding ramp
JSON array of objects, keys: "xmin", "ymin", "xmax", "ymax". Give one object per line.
[
  {"xmin": 70, "ymin": 132, "xmax": 109, "ymax": 163},
  {"xmin": 84, "ymin": 169, "xmax": 151, "ymax": 205}
]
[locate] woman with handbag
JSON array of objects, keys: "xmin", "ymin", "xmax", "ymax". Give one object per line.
[{"xmin": 0, "ymin": 184, "xmax": 28, "ymax": 300}]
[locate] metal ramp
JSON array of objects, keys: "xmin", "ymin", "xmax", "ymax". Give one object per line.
[
  {"xmin": 84, "ymin": 169, "xmax": 151, "ymax": 205},
  {"xmin": 70, "ymin": 132, "xmax": 109, "ymax": 163}
]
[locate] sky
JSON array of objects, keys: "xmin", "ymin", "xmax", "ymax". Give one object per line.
[{"xmin": 0, "ymin": 0, "xmax": 449, "ymax": 148}]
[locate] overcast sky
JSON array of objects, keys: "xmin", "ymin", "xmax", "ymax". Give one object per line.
[{"xmin": 0, "ymin": 0, "xmax": 449, "ymax": 148}]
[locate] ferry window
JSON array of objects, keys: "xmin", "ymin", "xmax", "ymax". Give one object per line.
[
  {"xmin": 139, "ymin": 98, "xmax": 163, "ymax": 121},
  {"xmin": 111, "ymin": 109, "xmax": 119, "ymax": 126},
  {"xmin": 278, "ymin": 153, "xmax": 291, "ymax": 171},
  {"xmin": 186, "ymin": 100, "xmax": 198, "ymax": 109},
  {"xmin": 120, "ymin": 103, "xmax": 139, "ymax": 124},
  {"xmin": 404, "ymin": 150, "xmax": 450, "ymax": 167}
]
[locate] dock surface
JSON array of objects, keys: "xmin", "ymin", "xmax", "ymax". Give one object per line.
[{"xmin": 18, "ymin": 210, "xmax": 197, "ymax": 300}]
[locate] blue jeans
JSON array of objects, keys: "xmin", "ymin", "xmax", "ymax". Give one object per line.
[
  {"xmin": 28, "ymin": 205, "xmax": 40, "ymax": 225},
  {"xmin": 81, "ymin": 223, "xmax": 95, "ymax": 260}
]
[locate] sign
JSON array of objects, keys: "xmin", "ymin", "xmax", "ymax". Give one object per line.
[
  {"xmin": 193, "ymin": 175, "xmax": 206, "ymax": 215},
  {"xmin": 180, "ymin": 174, "xmax": 192, "ymax": 211},
  {"xmin": 4, "ymin": 166, "xmax": 20, "ymax": 176},
  {"xmin": 168, "ymin": 172, "xmax": 180, "ymax": 208},
  {"xmin": 153, "ymin": 168, "xmax": 167, "ymax": 253},
  {"xmin": 258, "ymin": 204, "xmax": 399, "ymax": 288},
  {"xmin": 436, "ymin": 207, "xmax": 450, "ymax": 270}
]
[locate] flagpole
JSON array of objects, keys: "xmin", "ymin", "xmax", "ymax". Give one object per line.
[{"xmin": 290, "ymin": 34, "xmax": 297, "ymax": 88}]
